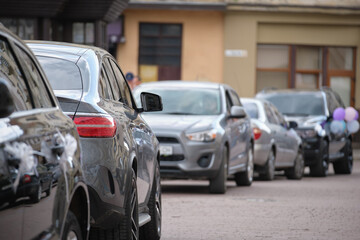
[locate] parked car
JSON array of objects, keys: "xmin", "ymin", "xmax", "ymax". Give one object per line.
[
  {"xmin": 241, "ymin": 98, "xmax": 304, "ymax": 180},
  {"xmin": 133, "ymin": 81, "xmax": 254, "ymax": 194},
  {"xmin": 28, "ymin": 41, "xmax": 163, "ymax": 240},
  {"xmin": 256, "ymin": 88, "xmax": 353, "ymax": 177},
  {"xmin": 0, "ymin": 24, "xmax": 89, "ymax": 240}
]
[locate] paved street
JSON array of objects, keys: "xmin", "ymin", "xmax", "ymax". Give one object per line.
[{"xmin": 161, "ymin": 155, "xmax": 360, "ymax": 240}]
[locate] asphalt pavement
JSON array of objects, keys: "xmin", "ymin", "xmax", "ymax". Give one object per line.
[{"xmin": 160, "ymin": 153, "xmax": 360, "ymax": 240}]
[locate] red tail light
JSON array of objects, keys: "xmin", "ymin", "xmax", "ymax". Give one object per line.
[
  {"xmin": 253, "ymin": 127, "xmax": 262, "ymax": 140},
  {"xmin": 73, "ymin": 116, "xmax": 117, "ymax": 138},
  {"xmin": 23, "ymin": 174, "xmax": 31, "ymax": 183}
]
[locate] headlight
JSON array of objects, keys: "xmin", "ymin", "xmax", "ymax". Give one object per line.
[
  {"xmin": 296, "ymin": 129, "xmax": 317, "ymax": 138},
  {"xmin": 186, "ymin": 129, "xmax": 217, "ymax": 142}
]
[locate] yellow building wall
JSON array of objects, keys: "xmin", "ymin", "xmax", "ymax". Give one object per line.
[
  {"xmin": 224, "ymin": 11, "xmax": 360, "ymax": 107},
  {"xmin": 117, "ymin": 9, "xmax": 224, "ymax": 83}
]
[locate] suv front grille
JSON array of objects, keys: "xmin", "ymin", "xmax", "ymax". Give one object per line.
[
  {"xmin": 160, "ymin": 154, "xmax": 185, "ymax": 161},
  {"xmin": 157, "ymin": 137, "xmax": 179, "ymax": 144}
]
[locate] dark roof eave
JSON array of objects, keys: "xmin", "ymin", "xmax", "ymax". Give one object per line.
[{"xmin": 128, "ymin": 2, "xmax": 226, "ymax": 11}]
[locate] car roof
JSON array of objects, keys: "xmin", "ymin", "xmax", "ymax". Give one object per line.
[
  {"xmin": 135, "ymin": 81, "xmax": 223, "ymax": 90},
  {"xmin": 26, "ymin": 40, "xmax": 109, "ymax": 63}
]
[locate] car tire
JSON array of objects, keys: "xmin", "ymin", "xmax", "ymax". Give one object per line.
[
  {"xmin": 89, "ymin": 169, "xmax": 139, "ymax": 240},
  {"xmin": 285, "ymin": 147, "xmax": 304, "ymax": 180},
  {"xmin": 120, "ymin": 168, "xmax": 139, "ymax": 240},
  {"xmin": 333, "ymin": 138, "xmax": 353, "ymax": 174},
  {"xmin": 45, "ymin": 181, "xmax": 52, "ymax": 197},
  {"xmin": 310, "ymin": 140, "xmax": 328, "ymax": 177},
  {"xmin": 209, "ymin": 147, "xmax": 228, "ymax": 194},
  {"xmin": 30, "ymin": 184, "xmax": 42, "ymax": 203},
  {"xmin": 140, "ymin": 161, "xmax": 162, "ymax": 240},
  {"xmin": 260, "ymin": 149, "xmax": 275, "ymax": 181},
  {"xmin": 235, "ymin": 145, "xmax": 254, "ymax": 186},
  {"xmin": 62, "ymin": 210, "xmax": 83, "ymax": 240}
]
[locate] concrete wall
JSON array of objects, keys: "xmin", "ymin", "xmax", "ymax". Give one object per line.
[
  {"xmin": 117, "ymin": 9, "xmax": 224, "ymax": 82},
  {"xmin": 224, "ymin": 11, "xmax": 360, "ymax": 107}
]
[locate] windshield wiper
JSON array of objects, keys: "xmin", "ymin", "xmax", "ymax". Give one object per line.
[
  {"xmin": 166, "ymin": 112, "xmax": 197, "ymax": 115},
  {"xmin": 282, "ymin": 112, "xmax": 309, "ymax": 116}
]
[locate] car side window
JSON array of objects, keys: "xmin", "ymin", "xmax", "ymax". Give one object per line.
[
  {"xmin": 0, "ymin": 38, "xmax": 32, "ymax": 110},
  {"xmin": 14, "ymin": 44, "xmax": 54, "ymax": 108},
  {"xmin": 326, "ymin": 92, "xmax": 338, "ymax": 113},
  {"xmin": 103, "ymin": 59, "xmax": 121, "ymax": 102},
  {"xmin": 225, "ymin": 91, "xmax": 233, "ymax": 112},
  {"xmin": 98, "ymin": 67, "xmax": 113, "ymax": 100},
  {"xmin": 264, "ymin": 103, "xmax": 278, "ymax": 124},
  {"xmin": 271, "ymin": 105, "xmax": 287, "ymax": 128},
  {"xmin": 229, "ymin": 90, "xmax": 241, "ymax": 106},
  {"xmin": 109, "ymin": 59, "xmax": 134, "ymax": 109}
]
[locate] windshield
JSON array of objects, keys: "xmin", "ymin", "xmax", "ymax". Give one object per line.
[
  {"xmin": 134, "ymin": 87, "xmax": 221, "ymax": 115},
  {"xmin": 243, "ymin": 102, "xmax": 259, "ymax": 119},
  {"xmin": 37, "ymin": 56, "xmax": 82, "ymax": 90},
  {"xmin": 262, "ymin": 93, "xmax": 325, "ymax": 116}
]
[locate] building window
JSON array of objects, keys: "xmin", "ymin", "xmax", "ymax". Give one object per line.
[
  {"xmin": 72, "ymin": 22, "xmax": 95, "ymax": 45},
  {"xmin": 256, "ymin": 44, "xmax": 356, "ymax": 106},
  {"xmin": 256, "ymin": 45, "xmax": 290, "ymax": 92},
  {"xmin": 295, "ymin": 46, "xmax": 322, "ymax": 89},
  {"xmin": 0, "ymin": 18, "xmax": 36, "ymax": 40},
  {"xmin": 139, "ymin": 23, "xmax": 182, "ymax": 82}
]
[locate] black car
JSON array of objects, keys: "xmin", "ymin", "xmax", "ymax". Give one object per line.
[
  {"xmin": 0, "ymin": 24, "xmax": 89, "ymax": 239},
  {"xmin": 256, "ymin": 88, "xmax": 353, "ymax": 177}
]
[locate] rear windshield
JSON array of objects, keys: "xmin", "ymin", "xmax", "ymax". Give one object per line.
[
  {"xmin": 37, "ymin": 56, "xmax": 82, "ymax": 90},
  {"xmin": 243, "ymin": 102, "xmax": 259, "ymax": 119},
  {"xmin": 262, "ymin": 93, "xmax": 325, "ymax": 116}
]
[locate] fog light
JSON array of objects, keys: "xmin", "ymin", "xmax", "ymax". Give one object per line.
[{"xmin": 198, "ymin": 155, "xmax": 211, "ymax": 168}]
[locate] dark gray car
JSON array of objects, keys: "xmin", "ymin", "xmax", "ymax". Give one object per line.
[
  {"xmin": 28, "ymin": 41, "xmax": 163, "ymax": 240},
  {"xmin": 133, "ymin": 81, "xmax": 254, "ymax": 194},
  {"xmin": 256, "ymin": 88, "xmax": 353, "ymax": 177},
  {"xmin": 0, "ymin": 25, "xmax": 89, "ymax": 240},
  {"xmin": 242, "ymin": 98, "xmax": 304, "ymax": 180}
]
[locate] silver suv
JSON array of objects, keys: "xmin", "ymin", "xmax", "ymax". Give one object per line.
[{"xmin": 133, "ymin": 81, "xmax": 254, "ymax": 194}]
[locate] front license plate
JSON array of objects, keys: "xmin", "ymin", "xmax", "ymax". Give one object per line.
[{"xmin": 160, "ymin": 145, "xmax": 173, "ymax": 156}]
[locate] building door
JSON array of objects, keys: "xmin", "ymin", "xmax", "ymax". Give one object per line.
[{"xmin": 139, "ymin": 23, "xmax": 182, "ymax": 82}]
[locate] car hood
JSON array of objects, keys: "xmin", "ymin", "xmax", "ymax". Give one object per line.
[
  {"xmin": 142, "ymin": 114, "xmax": 219, "ymax": 133},
  {"xmin": 284, "ymin": 115, "xmax": 327, "ymax": 128}
]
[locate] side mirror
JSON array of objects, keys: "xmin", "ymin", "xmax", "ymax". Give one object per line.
[
  {"xmin": 230, "ymin": 106, "xmax": 246, "ymax": 119},
  {"xmin": 0, "ymin": 79, "xmax": 15, "ymax": 118},
  {"xmin": 140, "ymin": 92, "xmax": 163, "ymax": 112},
  {"xmin": 288, "ymin": 121, "xmax": 298, "ymax": 129}
]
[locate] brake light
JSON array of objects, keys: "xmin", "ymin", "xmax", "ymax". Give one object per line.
[
  {"xmin": 73, "ymin": 116, "xmax": 116, "ymax": 138},
  {"xmin": 253, "ymin": 127, "xmax": 262, "ymax": 140},
  {"xmin": 23, "ymin": 174, "xmax": 31, "ymax": 183}
]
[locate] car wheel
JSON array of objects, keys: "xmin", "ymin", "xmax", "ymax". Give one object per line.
[
  {"xmin": 120, "ymin": 168, "xmax": 139, "ymax": 240},
  {"xmin": 30, "ymin": 184, "xmax": 42, "ymax": 203},
  {"xmin": 310, "ymin": 140, "xmax": 328, "ymax": 177},
  {"xmin": 235, "ymin": 145, "xmax": 254, "ymax": 186},
  {"xmin": 209, "ymin": 147, "xmax": 228, "ymax": 194},
  {"xmin": 285, "ymin": 147, "xmax": 304, "ymax": 180},
  {"xmin": 45, "ymin": 181, "xmax": 52, "ymax": 197},
  {"xmin": 62, "ymin": 210, "xmax": 82, "ymax": 240},
  {"xmin": 140, "ymin": 161, "xmax": 162, "ymax": 240},
  {"xmin": 260, "ymin": 148, "xmax": 275, "ymax": 181},
  {"xmin": 333, "ymin": 138, "xmax": 353, "ymax": 174}
]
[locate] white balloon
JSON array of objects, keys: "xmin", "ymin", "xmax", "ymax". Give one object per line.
[
  {"xmin": 347, "ymin": 120, "xmax": 360, "ymax": 134},
  {"xmin": 330, "ymin": 120, "xmax": 344, "ymax": 135}
]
